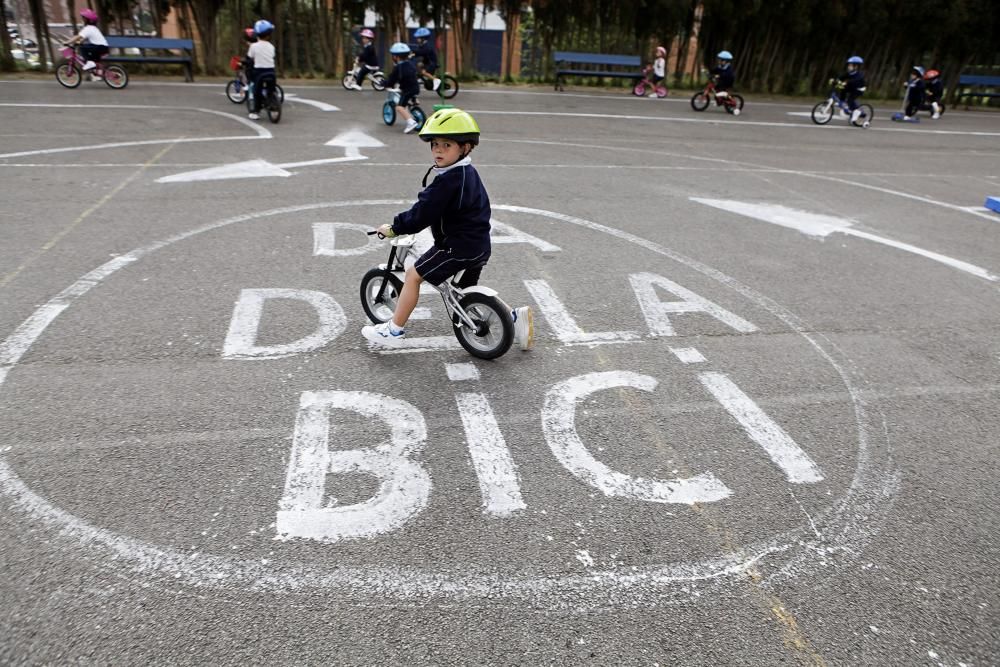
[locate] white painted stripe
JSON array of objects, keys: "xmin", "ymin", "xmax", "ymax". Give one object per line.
[
  {"xmin": 157, "ymin": 159, "xmax": 291, "ymax": 183},
  {"xmin": 628, "ymin": 272, "xmax": 758, "ymax": 336},
  {"xmin": 542, "ymin": 371, "xmax": 732, "ymax": 504},
  {"xmin": 455, "ymin": 393, "xmax": 526, "ymax": 516},
  {"xmin": 524, "ymin": 278, "xmax": 640, "ymax": 345},
  {"xmin": 669, "ymin": 347, "xmax": 706, "ymax": 364},
  {"xmin": 283, "ymin": 94, "xmax": 339, "ymax": 111},
  {"xmin": 446, "ymin": 363, "xmax": 480, "ymax": 381},
  {"xmin": 222, "ymin": 289, "xmax": 347, "ymax": 360},
  {"xmin": 374, "ymin": 335, "xmax": 462, "ymax": 354},
  {"xmin": 699, "ymin": 371, "xmax": 823, "ymax": 484},
  {"xmin": 278, "ymin": 155, "xmax": 367, "ymax": 169},
  {"xmin": 0, "ymin": 302, "xmax": 69, "ymax": 368},
  {"xmin": 691, "ymin": 198, "xmax": 999, "ymax": 282},
  {"xmin": 312, "ymin": 222, "xmax": 381, "ymax": 257}
]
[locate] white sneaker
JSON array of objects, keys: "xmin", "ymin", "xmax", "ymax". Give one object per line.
[
  {"xmin": 362, "ymin": 321, "xmax": 406, "ymax": 347},
  {"xmin": 850, "ymin": 109, "xmax": 861, "ymax": 124},
  {"xmin": 903, "ymin": 115, "xmax": 913, "ymax": 121},
  {"xmin": 512, "ymin": 306, "xmax": 534, "ymax": 351},
  {"xmin": 403, "ymin": 118, "xmax": 419, "ymax": 134},
  {"xmin": 82, "ymin": 60, "xmax": 96, "ymax": 71},
  {"xmin": 648, "ymin": 92, "xmax": 656, "ymax": 97},
  {"xmin": 350, "ymin": 82, "xmax": 363, "ymax": 90},
  {"xmin": 432, "ymin": 78, "xmax": 441, "ymax": 91},
  {"xmin": 248, "ymin": 112, "xmax": 260, "ymax": 120},
  {"xmin": 932, "ymin": 112, "xmax": 940, "ymax": 119}
]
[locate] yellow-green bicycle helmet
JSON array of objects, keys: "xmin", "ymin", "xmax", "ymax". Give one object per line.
[{"xmin": 418, "ymin": 108, "xmax": 481, "ymax": 145}]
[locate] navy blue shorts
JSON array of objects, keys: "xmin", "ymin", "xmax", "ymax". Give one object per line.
[{"xmin": 415, "ymin": 246, "xmax": 489, "ymax": 286}]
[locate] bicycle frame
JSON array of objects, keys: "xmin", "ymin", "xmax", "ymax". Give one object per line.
[{"xmin": 60, "ymin": 46, "xmax": 107, "ymax": 75}]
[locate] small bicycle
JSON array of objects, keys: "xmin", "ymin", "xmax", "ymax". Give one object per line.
[
  {"xmin": 632, "ymin": 65, "xmax": 667, "ymax": 98},
  {"xmin": 360, "ymin": 231, "xmax": 514, "ymax": 359},
  {"xmin": 343, "ymin": 64, "xmax": 386, "ymax": 91},
  {"xmin": 690, "ymin": 80, "xmax": 743, "ymax": 114},
  {"xmin": 246, "ymin": 73, "xmax": 282, "ymax": 123},
  {"xmin": 811, "ymin": 88, "xmax": 873, "ymax": 128},
  {"xmin": 226, "ymin": 55, "xmax": 284, "ymax": 104},
  {"xmin": 382, "ymin": 89, "xmax": 427, "ymax": 131},
  {"xmin": 55, "ymin": 45, "xmax": 128, "ymax": 89},
  {"xmin": 416, "ymin": 62, "xmax": 459, "ymax": 99}
]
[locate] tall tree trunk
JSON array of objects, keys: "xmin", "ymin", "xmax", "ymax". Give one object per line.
[
  {"xmin": 0, "ymin": 0, "xmax": 15, "ymax": 71},
  {"xmin": 26, "ymin": 0, "xmax": 50, "ymax": 71}
]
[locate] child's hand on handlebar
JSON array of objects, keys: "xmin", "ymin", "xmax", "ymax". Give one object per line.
[{"xmin": 367, "ymin": 224, "xmax": 396, "ymax": 239}]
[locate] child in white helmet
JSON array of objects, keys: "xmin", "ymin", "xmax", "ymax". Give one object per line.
[
  {"xmin": 649, "ymin": 45, "xmax": 667, "ymax": 97},
  {"xmin": 386, "ymin": 42, "xmax": 421, "ymax": 134},
  {"xmin": 711, "ymin": 50, "xmax": 736, "ymax": 106}
]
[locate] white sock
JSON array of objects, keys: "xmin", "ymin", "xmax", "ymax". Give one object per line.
[{"xmin": 389, "ymin": 321, "xmax": 404, "ymax": 334}]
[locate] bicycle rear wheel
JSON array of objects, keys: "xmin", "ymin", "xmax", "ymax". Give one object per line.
[
  {"xmin": 654, "ymin": 85, "xmax": 668, "ymax": 98},
  {"xmin": 437, "ymin": 75, "xmax": 458, "ymax": 99},
  {"xmin": 852, "ymin": 104, "xmax": 874, "ymax": 127},
  {"xmin": 56, "ymin": 62, "xmax": 82, "ymax": 88},
  {"xmin": 811, "ymin": 100, "xmax": 834, "ymax": 124},
  {"xmin": 453, "ymin": 293, "xmax": 513, "ymax": 360},
  {"xmin": 267, "ymin": 92, "xmax": 281, "ymax": 123},
  {"xmin": 360, "ymin": 269, "xmax": 403, "ymax": 324},
  {"xmin": 725, "ymin": 94, "xmax": 744, "ymax": 114},
  {"xmin": 226, "ymin": 79, "xmax": 246, "ymax": 103},
  {"xmin": 371, "ymin": 73, "xmax": 386, "ymax": 91},
  {"xmin": 102, "ymin": 64, "xmax": 128, "ymax": 89},
  {"xmin": 411, "ymin": 105, "xmax": 427, "ymax": 131}
]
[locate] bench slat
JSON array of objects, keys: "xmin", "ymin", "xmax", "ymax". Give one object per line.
[
  {"xmin": 556, "ymin": 69, "xmax": 639, "ymax": 78},
  {"xmin": 957, "ymin": 75, "xmax": 1000, "ymax": 86},
  {"xmin": 106, "ymin": 36, "xmax": 194, "ymax": 50},
  {"xmin": 554, "ymin": 51, "xmax": 641, "ymax": 67}
]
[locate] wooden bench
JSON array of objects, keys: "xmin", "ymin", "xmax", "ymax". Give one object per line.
[
  {"xmin": 104, "ymin": 36, "xmax": 195, "ymax": 82},
  {"xmin": 955, "ymin": 74, "xmax": 1000, "ymax": 108},
  {"xmin": 554, "ymin": 51, "xmax": 642, "ymax": 91}
]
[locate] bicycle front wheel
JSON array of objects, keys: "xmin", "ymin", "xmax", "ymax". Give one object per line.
[
  {"xmin": 342, "ymin": 74, "xmax": 355, "ymax": 90},
  {"xmin": 103, "ymin": 64, "xmax": 128, "ymax": 89},
  {"xmin": 811, "ymin": 100, "xmax": 834, "ymax": 125},
  {"xmin": 453, "ymin": 293, "xmax": 513, "ymax": 360},
  {"xmin": 437, "ymin": 75, "xmax": 458, "ymax": 99},
  {"xmin": 360, "ymin": 269, "xmax": 403, "ymax": 324},
  {"xmin": 690, "ymin": 92, "xmax": 709, "ymax": 111},
  {"xmin": 226, "ymin": 80, "xmax": 246, "ymax": 103},
  {"xmin": 382, "ymin": 101, "xmax": 396, "ymax": 125},
  {"xmin": 56, "ymin": 62, "xmax": 82, "ymax": 88}
]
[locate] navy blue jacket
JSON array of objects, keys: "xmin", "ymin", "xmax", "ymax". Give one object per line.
[
  {"xmin": 414, "ymin": 42, "xmax": 438, "ymax": 73},
  {"xmin": 387, "ymin": 58, "xmax": 420, "ymax": 96},
  {"xmin": 358, "ymin": 42, "xmax": 378, "ymax": 67},
  {"xmin": 926, "ymin": 78, "xmax": 944, "ymax": 100},
  {"xmin": 392, "ymin": 161, "xmax": 491, "ymax": 256},
  {"xmin": 711, "ymin": 65, "xmax": 734, "ymax": 90},
  {"xmin": 838, "ymin": 69, "xmax": 866, "ymax": 96}
]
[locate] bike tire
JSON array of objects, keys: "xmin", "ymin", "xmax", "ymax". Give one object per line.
[
  {"xmin": 382, "ymin": 101, "xmax": 396, "ymax": 126},
  {"xmin": 360, "ymin": 268, "xmax": 404, "ymax": 324},
  {"xmin": 811, "ymin": 100, "xmax": 834, "ymax": 125},
  {"xmin": 730, "ymin": 94, "xmax": 744, "ymax": 110},
  {"xmin": 267, "ymin": 92, "xmax": 281, "ymax": 124},
  {"xmin": 655, "ymin": 85, "xmax": 668, "ymax": 98},
  {"xmin": 55, "ymin": 61, "xmax": 82, "ymax": 88},
  {"xmin": 342, "ymin": 74, "xmax": 355, "ymax": 90},
  {"xmin": 690, "ymin": 92, "xmax": 709, "ymax": 111},
  {"xmin": 438, "ymin": 75, "xmax": 458, "ymax": 99},
  {"xmin": 275, "ymin": 84, "xmax": 285, "ymax": 104},
  {"xmin": 852, "ymin": 104, "xmax": 874, "ymax": 127},
  {"xmin": 226, "ymin": 79, "xmax": 246, "ymax": 103},
  {"xmin": 453, "ymin": 293, "xmax": 513, "ymax": 360},
  {"xmin": 411, "ymin": 105, "xmax": 426, "ymax": 131},
  {"xmin": 102, "ymin": 64, "xmax": 128, "ymax": 89},
  {"xmin": 632, "ymin": 83, "xmax": 646, "ymax": 96},
  {"xmin": 371, "ymin": 73, "xmax": 386, "ymax": 91}
]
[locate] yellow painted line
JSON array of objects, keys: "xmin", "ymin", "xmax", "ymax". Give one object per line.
[{"xmin": 0, "ymin": 143, "xmax": 175, "ymax": 290}]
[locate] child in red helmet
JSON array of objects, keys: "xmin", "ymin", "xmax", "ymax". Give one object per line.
[
  {"xmin": 65, "ymin": 9, "xmax": 108, "ymax": 73},
  {"xmin": 924, "ymin": 69, "xmax": 944, "ymax": 119}
]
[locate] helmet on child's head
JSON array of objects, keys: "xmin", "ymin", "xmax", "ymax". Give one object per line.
[
  {"xmin": 656, "ymin": 46, "xmax": 666, "ymax": 57},
  {"xmin": 414, "ymin": 27, "xmax": 431, "ymax": 39},
  {"xmin": 717, "ymin": 50, "xmax": 733, "ymax": 61},
  {"xmin": 847, "ymin": 55, "xmax": 864, "ymax": 65},
  {"xmin": 912, "ymin": 65, "xmax": 925, "ymax": 77},
  {"xmin": 254, "ymin": 19, "xmax": 274, "ymax": 36},
  {"xmin": 419, "ymin": 108, "xmax": 480, "ymax": 146},
  {"xmin": 389, "ymin": 42, "xmax": 411, "ymax": 55},
  {"xmin": 80, "ymin": 8, "xmax": 98, "ymax": 23},
  {"xmin": 360, "ymin": 28, "xmax": 375, "ymax": 39},
  {"xmin": 924, "ymin": 68, "xmax": 940, "ymax": 80}
]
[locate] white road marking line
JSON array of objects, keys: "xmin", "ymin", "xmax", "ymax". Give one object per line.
[
  {"xmin": 157, "ymin": 158, "xmax": 292, "ymax": 182},
  {"xmin": 691, "ymin": 198, "xmax": 999, "ymax": 282},
  {"xmin": 455, "ymin": 392, "xmax": 526, "ymax": 516},
  {"xmin": 699, "ymin": 371, "xmax": 823, "ymax": 484},
  {"xmin": 445, "ymin": 363, "xmax": 480, "ymax": 381},
  {"xmin": 524, "ymin": 278, "xmax": 641, "ymax": 345},
  {"xmin": 669, "ymin": 347, "xmax": 706, "ymax": 364},
  {"xmin": 282, "ymin": 93, "xmax": 339, "ymax": 111}
]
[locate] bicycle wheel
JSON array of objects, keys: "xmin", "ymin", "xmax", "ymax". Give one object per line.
[
  {"xmin": 275, "ymin": 83, "xmax": 285, "ymax": 104},
  {"xmin": 690, "ymin": 92, "xmax": 710, "ymax": 111},
  {"xmin": 382, "ymin": 101, "xmax": 396, "ymax": 126},
  {"xmin": 724, "ymin": 94, "xmax": 744, "ymax": 114},
  {"xmin": 811, "ymin": 100, "xmax": 834, "ymax": 125},
  {"xmin": 267, "ymin": 92, "xmax": 281, "ymax": 124},
  {"xmin": 55, "ymin": 61, "xmax": 82, "ymax": 88},
  {"xmin": 852, "ymin": 104, "xmax": 874, "ymax": 127},
  {"xmin": 453, "ymin": 293, "xmax": 513, "ymax": 360},
  {"xmin": 102, "ymin": 64, "xmax": 128, "ymax": 89},
  {"xmin": 632, "ymin": 83, "xmax": 646, "ymax": 96},
  {"xmin": 654, "ymin": 85, "xmax": 668, "ymax": 98},
  {"xmin": 360, "ymin": 269, "xmax": 403, "ymax": 324},
  {"xmin": 438, "ymin": 75, "xmax": 458, "ymax": 99},
  {"xmin": 371, "ymin": 73, "xmax": 386, "ymax": 91},
  {"xmin": 342, "ymin": 73, "xmax": 355, "ymax": 90},
  {"xmin": 411, "ymin": 105, "xmax": 426, "ymax": 131},
  {"xmin": 226, "ymin": 79, "xmax": 246, "ymax": 103}
]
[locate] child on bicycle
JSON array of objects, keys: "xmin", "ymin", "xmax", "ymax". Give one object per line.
[
  {"xmin": 924, "ymin": 69, "xmax": 944, "ymax": 119},
  {"xmin": 386, "ymin": 42, "xmax": 422, "ymax": 134},
  {"xmin": 711, "ymin": 50, "xmax": 735, "ymax": 102},
  {"xmin": 246, "ymin": 20, "xmax": 276, "ymax": 120},
  {"xmin": 64, "ymin": 9, "xmax": 108, "ymax": 73},
  {"xmin": 413, "ymin": 27, "xmax": 441, "ymax": 91},
  {"xmin": 348, "ymin": 28, "xmax": 379, "ymax": 90},
  {"xmin": 647, "ymin": 45, "xmax": 666, "ymax": 97},
  {"xmin": 362, "ymin": 108, "xmax": 533, "ymax": 351},
  {"xmin": 902, "ymin": 65, "xmax": 926, "ymax": 121},
  {"xmin": 836, "ymin": 56, "xmax": 867, "ymax": 124}
]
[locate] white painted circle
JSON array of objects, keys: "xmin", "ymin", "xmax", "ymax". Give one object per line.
[{"xmin": 0, "ymin": 200, "xmax": 896, "ymax": 604}]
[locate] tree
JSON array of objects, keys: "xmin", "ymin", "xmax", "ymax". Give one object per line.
[{"xmin": 0, "ymin": 0, "xmax": 16, "ymax": 71}]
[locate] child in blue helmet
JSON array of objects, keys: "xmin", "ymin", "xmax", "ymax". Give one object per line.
[
  {"xmin": 836, "ymin": 56, "xmax": 867, "ymax": 124},
  {"xmin": 413, "ymin": 27, "xmax": 441, "ymax": 91},
  {"xmin": 711, "ymin": 50, "xmax": 738, "ymax": 113},
  {"xmin": 246, "ymin": 20, "xmax": 277, "ymax": 120},
  {"xmin": 386, "ymin": 42, "xmax": 422, "ymax": 133}
]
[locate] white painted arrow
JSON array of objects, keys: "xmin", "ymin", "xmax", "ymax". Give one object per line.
[
  {"xmin": 157, "ymin": 130, "xmax": 383, "ymax": 183},
  {"xmin": 284, "ymin": 93, "xmax": 339, "ymax": 112},
  {"xmin": 691, "ymin": 197, "xmax": 998, "ymax": 282}
]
